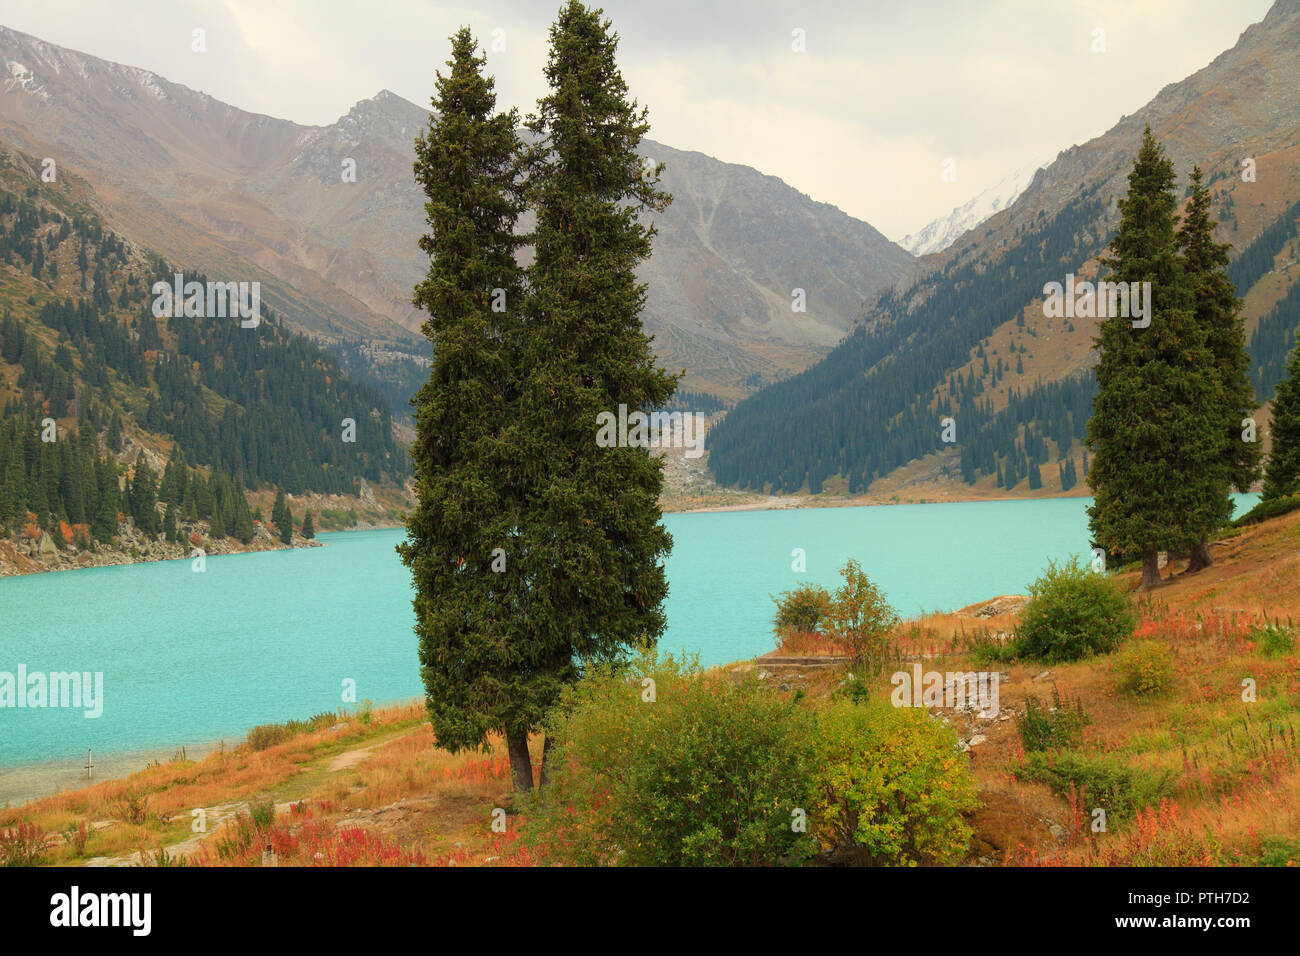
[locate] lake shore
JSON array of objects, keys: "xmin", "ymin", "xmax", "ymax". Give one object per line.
[{"xmin": 0, "ymin": 740, "xmax": 228, "ymax": 808}]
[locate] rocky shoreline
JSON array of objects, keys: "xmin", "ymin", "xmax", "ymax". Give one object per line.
[{"xmin": 0, "ymin": 518, "xmax": 323, "ymax": 578}]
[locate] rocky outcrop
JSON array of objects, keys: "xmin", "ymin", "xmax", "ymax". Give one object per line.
[{"xmin": 0, "ymin": 518, "xmax": 322, "ymax": 578}]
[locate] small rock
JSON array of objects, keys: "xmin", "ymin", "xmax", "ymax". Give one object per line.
[
  {"xmin": 968, "ymin": 734, "xmax": 987, "ymax": 747},
  {"xmin": 1032, "ymin": 670, "xmax": 1052, "ymax": 682}
]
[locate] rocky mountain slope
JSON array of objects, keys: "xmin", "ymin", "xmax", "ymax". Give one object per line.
[
  {"xmin": 710, "ymin": 0, "xmax": 1300, "ymax": 496},
  {"xmin": 0, "ymin": 27, "xmax": 913, "ymax": 400}
]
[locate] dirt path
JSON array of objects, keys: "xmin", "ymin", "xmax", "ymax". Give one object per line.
[{"xmin": 79, "ymin": 727, "xmax": 421, "ymax": 866}]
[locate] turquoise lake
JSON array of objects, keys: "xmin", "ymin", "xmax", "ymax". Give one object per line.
[{"xmin": 0, "ymin": 495, "xmax": 1257, "ymax": 775}]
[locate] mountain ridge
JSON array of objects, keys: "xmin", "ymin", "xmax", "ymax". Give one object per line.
[{"xmin": 0, "ymin": 24, "xmax": 913, "ymax": 400}]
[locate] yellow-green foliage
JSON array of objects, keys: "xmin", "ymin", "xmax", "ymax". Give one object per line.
[
  {"xmin": 804, "ymin": 700, "xmax": 979, "ymax": 865},
  {"xmin": 1114, "ymin": 640, "xmax": 1175, "ymax": 697},
  {"xmin": 536, "ymin": 652, "xmax": 814, "ymax": 867}
]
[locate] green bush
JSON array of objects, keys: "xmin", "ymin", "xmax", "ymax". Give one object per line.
[
  {"xmin": 246, "ymin": 710, "xmax": 338, "ymax": 750},
  {"xmin": 1016, "ymin": 556, "xmax": 1136, "ymax": 662},
  {"xmin": 1017, "ymin": 750, "xmax": 1176, "ymax": 818},
  {"xmin": 1015, "ymin": 685, "xmax": 1090, "ymax": 751},
  {"xmin": 805, "ymin": 700, "xmax": 978, "ymax": 865},
  {"xmin": 1114, "ymin": 640, "xmax": 1175, "ymax": 696},
  {"xmin": 1258, "ymin": 836, "xmax": 1300, "ymax": 867},
  {"xmin": 1232, "ymin": 495, "xmax": 1300, "ymax": 528},
  {"xmin": 1250, "ymin": 620, "xmax": 1296, "ymax": 658},
  {"xmin": 771, "ymin": 582, "xmax": 832, "ymax": 642},
  {"xmin": 964, "ymin": 628, "xmax": 1024, "ymax": 666},
  {"xmin": 249, "ymin": 798, "xmax": 275, "ymax": 830},
  {"xmin": 536, "ymin": 652, "xmax": 814, "ymax": 866}
]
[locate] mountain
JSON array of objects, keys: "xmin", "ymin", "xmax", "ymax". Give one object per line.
[
  {"xmin": 0, "ymin": 156, "xmax": 407, "ymax": 527},
  {"xmin": 0, "ymin": 27, "xmax": 914, "ymax": 402},
  {"xmin": 709, "ymin": 0, "xmax": 1300, "ymax": 497},
  {"xmin": 897, "ymin": 160, "xmax": 1050, "ymax": 257}
]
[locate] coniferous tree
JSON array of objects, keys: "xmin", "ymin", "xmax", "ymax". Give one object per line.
[
  {"xmin": 1262, "ymin": 340, "xmax": 1300, "ymax": 500},
  {"xmin": 129, "ymin": 452, "xmax": 160, "ymax": 536},
  {"xmin": 271, "ymin": 488, "xmax": 291, "ymax": 543},
  {"xmin": 518, "ymin": 0, "xmax": 678, "ymax": 785},
  {"xmin": 1086, "ymin": 128, "xmax": 1230, "ymax": 589},
  {"xmin": 208, "ymin": 504, "xmax": 225, "ymax": 539},
  {"xmin": 301, "ymin": 509, "xmax": 315, "ymax": 539},
  {"xmin": 279, "ymin": 501, "xmax": 293, "ymax": 544},
  {"xmin": 1176, "ymin": 166, "xmax": 1260, "ymax": 569},
  {"xmin": 163, "ymin": 501, "xmax": 178, "ymax": 543},
  {"xmin": 230, "ymin": 478, "xmax": 254, "ymax": 544},
  {"xmin": 397, "ymin": 28, "xmax": 533, "ymax": 790},
  {"xmin": 92, "ymin": 458, "xmax": 119, "ymax": 541}
]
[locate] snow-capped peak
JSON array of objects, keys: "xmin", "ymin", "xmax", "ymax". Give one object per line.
[{"xmin": 897, "ymin": 159, "xmax": 1049, "ymax": 257}]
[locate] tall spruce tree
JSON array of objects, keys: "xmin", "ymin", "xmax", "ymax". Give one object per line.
[
  {"xmin": 1176, "ymin": 166, "xmax": 1261, "ymax": 569},
  {"xmin": 271, "ymin": 488, "xmax": 292, "ymax": 544},
  {"xmin": 518, "ymin": 0, "xmax": 678, "ymax": 782},
  {"xmin": 1262, "ymin": 340, "xmax": 1300, "ymax": 500},
  {"xmin": 1086, "ymin": 128, "xmax": 1230, "ymax": 589},
  {"xmin": 397, "ymin": 29, "xmax": 535, "ymax": 790}
]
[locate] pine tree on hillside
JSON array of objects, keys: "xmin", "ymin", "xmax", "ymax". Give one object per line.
[
  {"xmin": 1262, "ymin": 340, "xmax": 1300, "ymax": 500},
  {"xmin": 301, "ymin": 510, "xmax": 315, "ymax": 540},
  {"xmin": 92, "ymin": 459, "xmax": 119, "ymax": 542},
  {"xmin": 163, "ymin": 501, "xmax": 178, "ymax": 543},
  {"xmin": 209, "ymin": 505, "xmax": 225, "ymax": 539},
  {"xmin": 231, "ymin": 478, "xmax": 254, "ymax": 544},
  {"xmin": 1086, "ymin": 128, "xmax": 1231, "ymax": 590},
  {"xmin": 1176, "ymin": 166, "xmax": 1261, "ymax": 569},
  {"xmin": 518, "ymin": 0, "xmax": 678, "ymax": 784},
  {"xmin": 271, "ymin": 488, "xmax": 292, "ymax": 543},
  {"xmin": 129, "ymin": 452, "xmax": 160, "ymax": 536},
  {"xmin": 396, "ymin": 29, "xmax": 534, "ymax": 790}
]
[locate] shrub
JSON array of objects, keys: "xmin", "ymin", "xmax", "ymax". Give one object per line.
[
  {"xmin": 0, "ymin": 823, "xmax": 48, "ymax": 866},
  {"xmin": 1249, "ymin": 620, "xmax": 1296, "ymax": 658},
  {"xmin": 1016, "ymin": 556, "xmax": 1136, "ymax": 662},
  {"xmin": 246, "ymin": 710, "xmax": 339, "ymax": 750},
  {"xmin": 805, "ymin": 700, "xmax": 978, "ymax": 865},
  {"xmin": 1232, "ymin": 495, "xmax": 1300, "ymax": 528},
  {"xmin": 246, "ymin": 723, "xmax": 292, "ymax": 751},
  {"xmin": 771, "ymin": 582, "xmax": 832, "ymax": 650},
  {"xmin": 1114, "ymin": 640, "xmax": 1175, "ymax": 696},
  {"xmin": 1015, "ymin": 685, "xmax": 1090, "ymax": 751},
  {"xmin": 964, "ymin": 628, "xmax": 1024, "ymax": 666},
  {"xmin": 536, "ymin": 652, "xmax": 814, "ymax": 866},
  {"xmin": 827, "ymin": 559, "xmax": 900, "ymax": 673},
  {"xmin": 62, "ymin": 821, "xmax": 90, "ymax": 857},
  {"xmin": 1017, "ymin": 751, "xmax": 1176, "ymax": 819},
  {"xmin": 115, "ymin": 791, "xmax": 150, "ymax": 825},
  {"xmin": 1258, "ymin": 836, "xmax": 1300, "ymax": 867},
  {"xmin": 249, "ymin": 798, "xmax": 276, "ymax": 830}
]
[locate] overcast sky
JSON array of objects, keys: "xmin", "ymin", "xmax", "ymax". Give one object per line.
[{"xmin": 1, "ymin": 0, "xmax": 1276, "ymax": 238}]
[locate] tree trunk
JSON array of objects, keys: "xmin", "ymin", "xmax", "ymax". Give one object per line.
[
  {"xmin": 1185, "ymin": 539, "xmax": 1212, "ymax": 573},
  {"xmin": 538, "ymin": 734, "xmax": 556, "ymax": 791},
  {"xmin": 1140, "ymin": 548, "xmax": 1162, "ymax": 591},
  {"xmin": 506, "ymin": 727, "xmax": 534, "ymax": 793}
]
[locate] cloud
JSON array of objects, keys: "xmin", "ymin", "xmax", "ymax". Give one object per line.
[{"xmin": 0, "ymin": 0, "xmax": 1276, "ymax": 237}]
